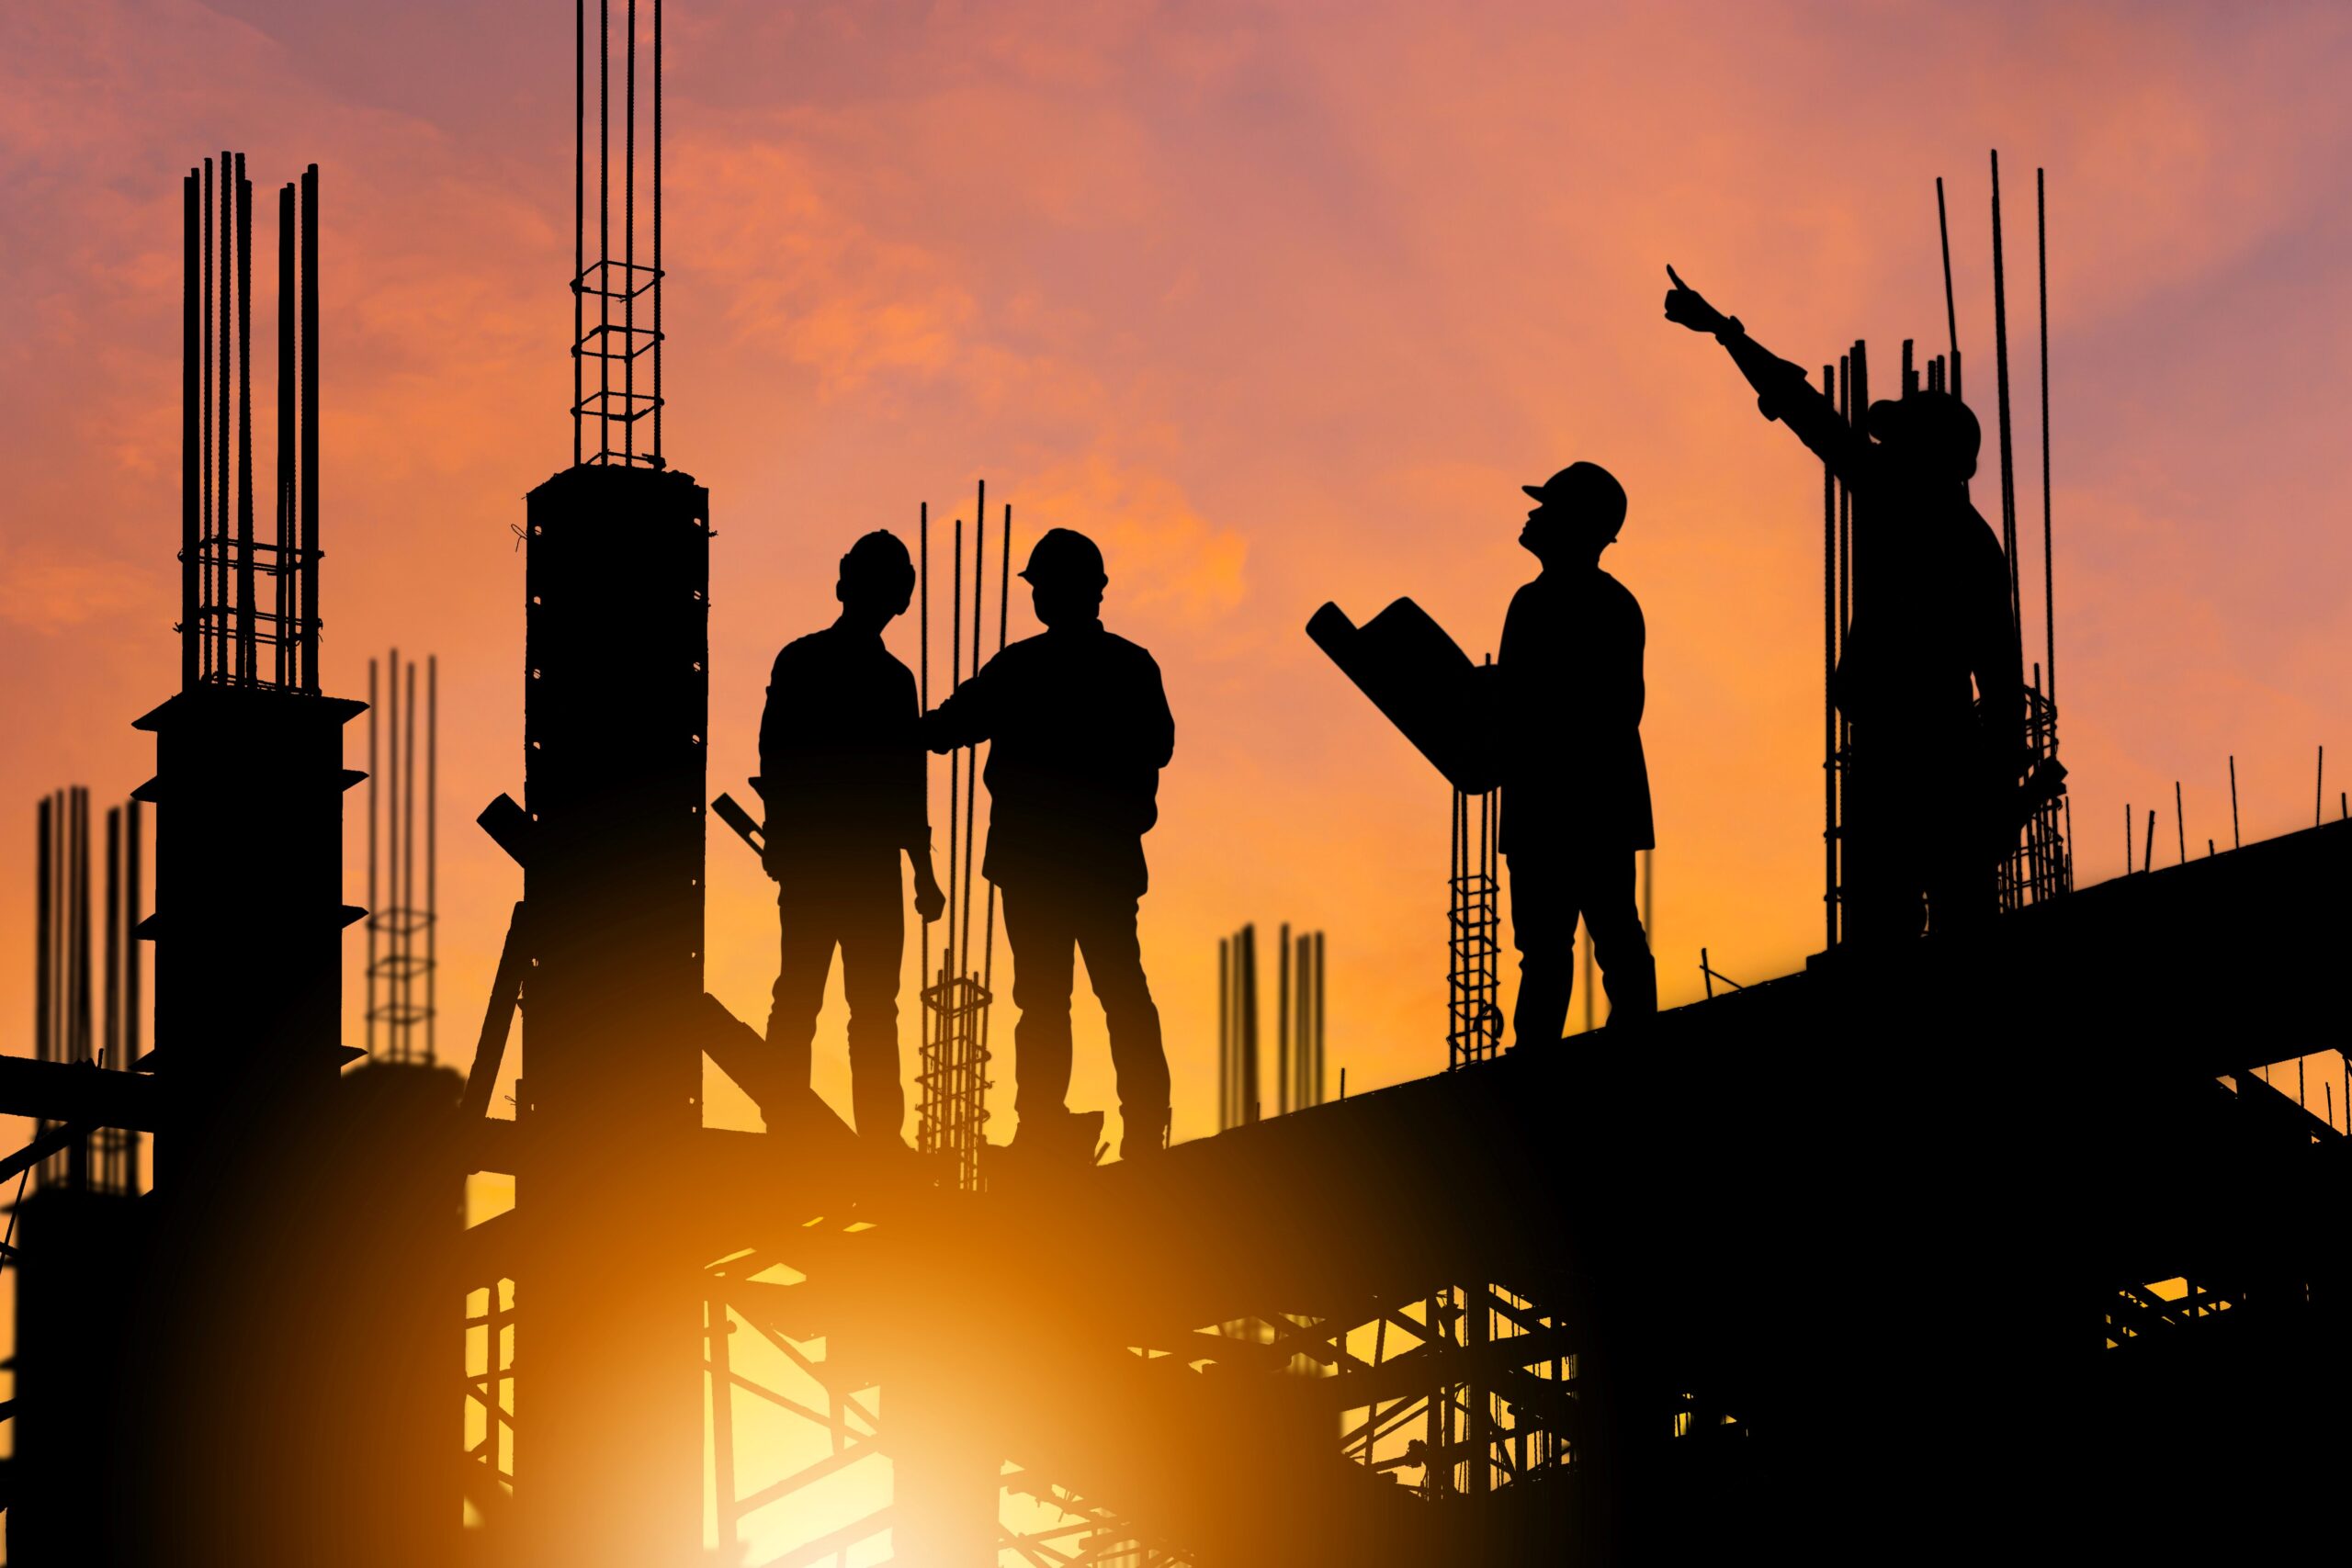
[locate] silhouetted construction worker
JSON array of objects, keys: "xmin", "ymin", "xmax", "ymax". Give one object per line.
[
  {"xmin": 759, "ymin": 531, "xmax": 945, "ymax": 1144},
  {"xmin": 1663, "ymin": 265, "xmax": 2024, "ymax": 940},
  {"xmin": 920, "ymin": 527, "xmax": 1175, "ymax": 1161},
  {"xmin": 1495, "ymin": 463, "xmax": 1658, "ymax": 1043}
]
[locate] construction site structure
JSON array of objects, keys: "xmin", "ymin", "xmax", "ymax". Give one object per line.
[
  {"xmin": 1217, "ymin": 922, "xmax": 1329, "ymax": 1133},
  {"xmin": 5, "ymin": 149, "xmax": 466, "ymax": 1568},
  {"xmin": 1, "ymin": 68, "xmax": 2346, "ymax": 1568}
]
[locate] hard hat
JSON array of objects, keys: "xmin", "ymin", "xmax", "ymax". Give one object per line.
[
  {"xmin": 1018, "ymin": 527, "xmax": 1108, "ymax": 589},
  {"xmin": 1521, "ymin": 462, "xmax": 1628, "ymax": 533}
]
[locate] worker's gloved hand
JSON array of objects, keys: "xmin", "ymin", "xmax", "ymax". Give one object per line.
[
  {"xmin": 1663, "ymin": 265, "xmax": 1731, "ymax": 335},
  {"xmin": 912, "ymin": 859, "xmax": 946, "ymax": 923}
]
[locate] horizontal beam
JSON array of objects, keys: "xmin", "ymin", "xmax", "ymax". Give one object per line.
[{"xmin": 0, "ymin": 1058, "xmax": 162, "ymax": 1131}]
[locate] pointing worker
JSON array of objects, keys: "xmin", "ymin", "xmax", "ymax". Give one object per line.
[{"xmin": 1663, "ymin": 265, "xmax": 2022, "ymax": 940}]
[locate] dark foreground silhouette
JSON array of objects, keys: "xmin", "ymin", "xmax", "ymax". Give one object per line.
[
  {"xmin": 758, "ymin": 531, "xmax": 944, "ymax": 1143},
  {"xmin": 922, "ymin": 526, "xmax": 1175, "ymax": 1161},
  {"xmin": 1665, "ymin": 265, "xmax": 2023, "ymax": 941},
  {"xmin": 1494, "ymin": 463, "xmax": 1658, "ymax": 1041}
]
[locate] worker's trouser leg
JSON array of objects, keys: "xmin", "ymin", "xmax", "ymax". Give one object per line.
[
  {"xmin": 1001, "ymin": 884, "xmax": 1170, "ymax": 1155},
  {"xmin": 1508, "ymin": 845, "xmax": 1656, "ymax": 1047},
  {"xmin": 1001, "ymin": 887, "xmax": 1079, "ymax": 1129},
  {"xmin": 765, "ymin": 857, "xmax": 906, "ymax": 1139},
  {"xmin": 1076, "ymin": 894, "xmax": 1170, "ymax": 1156},
  {"xmin": 1844, "ymin": 719, "xmax": 2007, "ymax": 946}
]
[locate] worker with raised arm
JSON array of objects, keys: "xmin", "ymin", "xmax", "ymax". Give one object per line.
[
  {"xmin": 759, "ymin": 530, "xmax": 945, "ymax": 1145},
  {"xmin": 1663, "ymin": 265, "xmax": 2024, "ymax": 940},
  {"xmin": 920, "ymin": 527, "xmax": 1175, "ymax": 1163},
  {"xmin": 1495, "ymin": 462, "xmax": 1658, "ymax": 1043}
]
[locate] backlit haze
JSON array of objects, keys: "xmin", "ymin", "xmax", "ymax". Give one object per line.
[{"xmin": 6, "ymin": 0, "xmax": 2351, "ymax": 1152}]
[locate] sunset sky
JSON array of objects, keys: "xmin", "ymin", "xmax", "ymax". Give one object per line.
[{"xmin": 6, "ymin": 0, "xmax": 2351, "ymax": 1156}]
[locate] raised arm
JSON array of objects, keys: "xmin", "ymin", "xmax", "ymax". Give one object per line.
[{"xmin": 1663, "ymin": 265, "xmax": 1873, "ymax": 488}]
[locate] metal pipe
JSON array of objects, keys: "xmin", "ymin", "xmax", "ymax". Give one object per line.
[
  {"xmin": 1278, "ymin": 921, "xmax": 1291, "ymax": 1117},
  {"xmin": 947, "ymin": 517, "xmax": 962, "ymax": 970},
  {"xmin": 126, "ymin": 799, "xmax": 141, "ymax": 1184},
  {"xmin": 624, "ymin": 0, "xmax": 637, "ymax": 463},
  {"xmin": 216, "ymin": 154, "xmax": 230, "ymax": 682},
  {"xmin": 1217, "ymin": 937, "xmax": 1228, "ymax": 1132},
  {"xmin": 182, "ymin": 170, "xmax": 199, "ymax": 691},
  {"xmin": 982, "ymin": 503, "xmax": 1010, "ymax": 1032},
  {"xmin": 2037, "ymin": 166, "xmax": 2055, "ymax": 705},
  {"xmin": 2229, "ymin": 755, "xmax": 2240, "ymax": 849},
  {"xmin": 236, "ymin": 155, "xmax": 255, "ymax": 682},
  {"xmin": 1937, "ymin": 175, "xmax": 1962, "ymax": 402},
  {"xmin": 75, "ymin": 789, "xmax": 92, "ymax": 1066},
  {"xmin": 1314, "ymin": 930, "xmax": 1326, "ymax": 1109},
  {"xmin": 2143, "ymin": 809, "xmax": 2154, "ymax": 878},
  {"xmin": 1241, "ymin": 924, "xmax": 1258, "ymax": 1122},
  {"xmin": 573, "ymin": 0, "xmax": 585, "ymax": 465},
  {"xmin": 652, "ymin": 0, "xmax": 662, "ymax": 462},
  {"xmin": 126, "ymin": 800, "xmax": 141, "ymax": 1063},
  {"xmin": 2176, "ymin": 781, "xmax": 2186, "ymax": 865},
  {"xmin": 404, "ymin": 656, "xmax": 419, "ymax": 1055},
  {"xmin": 300, "ymin": 164, "xmax": 319, "ymax": 689},
  {"xmin": 960, "ymin": 484, "xmax": 983, "ymax": 965},
  {"xmin": 1823, "ymin": 362, "xmax": 1837, "ymax": 951},
  {"xmin": 429, "ymin": 655, "xmax": 439, "ymax": 1063},
  {"xmin": 1988, "ymin": 151, "xmax": 2022, "ymax": 649},
  {"xmin": 1852, "ymin": 335, "xmax": 1867, "ymax": 604},
  {"xmin": 105, "ymin": 807, "xmax": 119, "ymax": 1074},
  {"xmin": 599, "ymin": 0, "xmax": 611, "ymax": 457},
  {"xmin": 919, "ymin": 502, "xmax": 929, "ymax": 1038},
  {"xmin": 368, "ymin": 658, "xmax": 379, "ymax": 1057},
  {"xmin": 36, "ymin": 795, "xmax": 52, "ymax": 1066},
  {"xmin": 390, "ymin": 649, "xmax": 401, "ymax": 1051},
  {"xmin": 276, "ymin": 179, "xmax": 294, "ymax": 688}
]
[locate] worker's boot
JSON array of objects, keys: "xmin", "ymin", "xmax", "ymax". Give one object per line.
[
  {"xmin": 1603, "ymin": 953, "xmax": 1659, "ymax": 1029},
  {"xmin": 1001, "ymin": 1107, "xmax": 1100, "ymax": 1170},
  {"xmin": 1119, "ymin": 1105, "xmax": 1170, "ymax": 1163}
]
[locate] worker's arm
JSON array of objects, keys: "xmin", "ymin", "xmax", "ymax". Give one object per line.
[
  {"xmin": 754, "ymin": 644, "xmax": 811, "ymax": 878},
  {"xmin": 896, "ymin": 665, "xmax": 945, "ymax": 922},
  {"xmin": 919, "ymin": 657, "xmax": 1001, "ymax": 752},
  {"xmin": 1663, "ymin": 265, "xmax": 1872, "ymax": 488}
]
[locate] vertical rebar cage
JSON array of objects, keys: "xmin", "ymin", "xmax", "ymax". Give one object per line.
[
  {"xmin": 180, "ymin": 155, "xmax": 322, "ymax": 693},
  {"xmin": 366, "ymin": 652, "xmax": 439, "ymax": 1065},
  {"xmin": 917, "ymin": 971, "xmax": 993, "ymax": 1190},
  {"xmin": 571, "ymin": 0, "xmax": 666, "ymax": 468},
  {"xmin": 1448, "ymin": 785, "xmax": 1501, "ymax": 1067}
]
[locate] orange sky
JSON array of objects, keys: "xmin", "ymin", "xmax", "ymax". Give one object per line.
[{"xmin": 6, "ymin": 0, "xmax": 2352, "ymax": 1154}]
